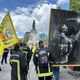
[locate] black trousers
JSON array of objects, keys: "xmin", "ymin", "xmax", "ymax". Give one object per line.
[
  {"xmin": 0, "ymin": 67, "xmax": 1, "ymax": 71},
  {"xmin": 39, "ymin": 76, "xmax": 52, "ymax": 80},
  {"xmin": 1, "ymin": 55, "xmax": 7, "ymax": 64}
]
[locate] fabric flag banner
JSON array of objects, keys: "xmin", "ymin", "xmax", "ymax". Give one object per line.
[
  {"xmin": 0, "ymin": 27, "xmax": 4, "ymax": 55},
  {"xmin": 0, "ymin": 11, "xmax": 19, "ymax": 51}
]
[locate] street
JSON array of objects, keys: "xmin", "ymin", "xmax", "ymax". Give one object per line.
[{"xmin": 60, "ymin": 67, "xmax": 80, "ymax": 80}]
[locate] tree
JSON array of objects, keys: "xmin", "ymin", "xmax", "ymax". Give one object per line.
[
  {"xmin": 39, "ymin": 33, "xmax": 48, "ymax": 46},
  {"xmin": 69, "ymin": 0, "xmax": 80, "ymax": 14},
  {"xmin": 39, "ymin": 33, "xmax": 46, "ymax": 41}
]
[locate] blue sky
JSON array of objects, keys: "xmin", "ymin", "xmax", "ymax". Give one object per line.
[
  {"xmin": 0, "ymin": 0, "xmax": 69, "ymax": 38},
  {"xmin": 0, "ymin": 0, "xmax": 69, "ymax": 11},
  {"xmin": 0, "ymin": 0, "xmax": 57, "ymax": 10}
]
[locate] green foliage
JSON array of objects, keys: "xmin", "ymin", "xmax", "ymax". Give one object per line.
[
  {"xmin": 70, "ymin": 0, "xmax": 80, "ymax": 14},
  {"xmin": 24, "ymin": 37, "xmax": 29, "ymax": 42},
  {"xmin": 39, "ymin": 33, "xmax": 48, "ymax": 41}
]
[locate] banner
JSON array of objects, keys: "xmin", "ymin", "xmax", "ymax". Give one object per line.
[
  {"xmin": 48, "ymin": 9, "xmax": 80, "ymax": 64},
  {"xmin": 0, "ymin": 27, "xmax": 4, "ymax": 55},
  {"xmin": 0, "ymin": 11, "xmax": 19, "ymax": 49}
]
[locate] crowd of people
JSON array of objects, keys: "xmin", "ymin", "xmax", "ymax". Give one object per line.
[{"xmin": 0, "ymin": 40, "xmax": 59, "ymax": 80}]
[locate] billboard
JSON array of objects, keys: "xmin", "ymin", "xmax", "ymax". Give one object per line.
[{"xmin": 48, "ymin": 9, "xmax": 80, "ymax": 64}]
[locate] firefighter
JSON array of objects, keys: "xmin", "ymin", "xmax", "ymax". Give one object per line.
[
  {"xmin": 10, "ymin": 43, "xmax": 28, "ymax": 80},
  {"xmin": 1, "ymin": 48, "xmax": 9, "ymax": 64},
  {"xmin": 52, "ymin": 24, "xmax": 73, "ymax": 64},
  {"xmin": 20, "ymin": 42, "xmax": 33, "ymax": 70},
  {"xmin": 33, "ymin": 40, "xmax": 54, "ymax": 80}
]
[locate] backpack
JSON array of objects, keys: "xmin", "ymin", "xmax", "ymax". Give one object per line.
[{"xmin": 38, "ymin": 50, "xmax": 48, "ymax": 64}]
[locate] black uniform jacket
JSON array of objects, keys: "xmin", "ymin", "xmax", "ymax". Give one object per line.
[{"xmin": 10, "ymin": 50, "xmax": 27, "ymax": 80}]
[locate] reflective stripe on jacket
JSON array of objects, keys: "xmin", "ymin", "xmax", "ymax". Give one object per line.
[{"xmin": 10, "ymin": 51, "xmax": 27, "ymax": 80}]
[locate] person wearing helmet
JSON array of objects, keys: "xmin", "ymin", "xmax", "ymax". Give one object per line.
[{"xmin": 52, "ymin": 24, "xmax": 73, "ymax": 64}]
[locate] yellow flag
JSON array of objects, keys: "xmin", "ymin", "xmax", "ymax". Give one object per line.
[
  {"xmin": 0, "ymin": 30, "xmax": 4, "ymax": 55},
  {"xmin": 0, "ymin": 40, "xmax": 4, "ymax": 55},
  {"xmin": 0, "ymin": 11, "xmax": 19, "ymax": 48},
  {"xmin": 32, "ymin": 46, "xmax": 36, "ymax": 53},
  {"xmin": 0, "ymin": 26, "xmax": 4, "ymax": 55}
]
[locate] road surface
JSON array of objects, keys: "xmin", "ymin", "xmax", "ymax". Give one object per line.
[{"xmin": 60, "ymin": 67, "xmax": 80, "ymax": 80}]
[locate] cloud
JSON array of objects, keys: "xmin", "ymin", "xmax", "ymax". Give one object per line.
[
  {"xmin": 0, "ymin": 3, "xmax": 57, "ymax": 38},
  {"xmin": 57, "ymin": 0, "xmax": 69, "ymax": 5}
]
